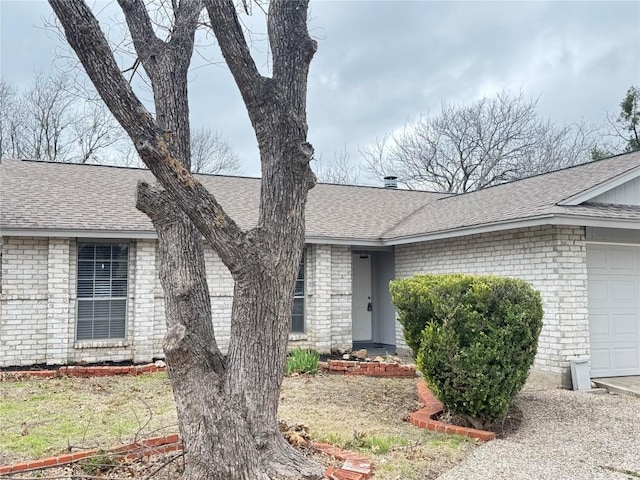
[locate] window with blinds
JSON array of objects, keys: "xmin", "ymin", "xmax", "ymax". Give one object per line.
[
  {"xmin": 292, "ymin": 253, "xmax": 305, "ymax": 333},
  {"xmin": 76, "ymin": 242, "xmax": 128, "ymax": 340}
]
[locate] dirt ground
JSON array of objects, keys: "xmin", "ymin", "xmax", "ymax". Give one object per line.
[{"xmin": 0, "ymin": 373, "xmax": 476, "ymax": 479}]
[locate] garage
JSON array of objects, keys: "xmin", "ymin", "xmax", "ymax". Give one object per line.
[{"xmin": 587, "ymin": 243, "xmax": 640, "ymax": 378}]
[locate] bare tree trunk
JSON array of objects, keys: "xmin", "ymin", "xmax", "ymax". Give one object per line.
[
  {"xmin": 49, "ymin": 1, "xmax": 322, "ymax": 478},
  {"xmin": 137, "ymin": 187, "xmax": 270, "ymax": 479}
]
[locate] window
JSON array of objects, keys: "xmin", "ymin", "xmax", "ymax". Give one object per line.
[
  {"xmin": 291, "ymin": 253, "xmax": 305, "ymax": 333},
  {"xmin": 76, "ymin": 242, "xmax": 128, "ymax": 340}
]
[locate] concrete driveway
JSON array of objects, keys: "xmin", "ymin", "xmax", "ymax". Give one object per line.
[{"xmin": 437, "ymin": 379, "xmax": 640, "ymax": 480}]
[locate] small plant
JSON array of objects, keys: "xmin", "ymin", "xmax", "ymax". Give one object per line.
[
  {"xmin": 347, "ymin": 432, "xmax": 408, "ymax": 454},
  {"xmin": 285, "ymin": 348, "xmax": 320, "ymax": 375},
  {"xmin": 79, "ymin": 451, "xmax": 120, "ymax": 475}
]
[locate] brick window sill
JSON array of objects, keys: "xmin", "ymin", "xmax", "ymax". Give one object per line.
[
  {"xmin": 74, "ymin": 340, "xmax": 129, "ymax": 349},
  {"xmin": 288, "ymin": 333, "xmax": 308, "ymax": 341}
]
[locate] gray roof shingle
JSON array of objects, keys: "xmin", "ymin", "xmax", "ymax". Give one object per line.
[
  {"xmin": 2, "ymin": 152, "xmax": 639, "ymax": 244},
  {"xmin": 0, "ymin": 159, "xmax": 444, "ymax": 241},
  {"xmin": 382, "ymin": 151, "xmax": 640, "ymax": 240}
]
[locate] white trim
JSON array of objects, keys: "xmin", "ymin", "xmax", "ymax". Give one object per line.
[
  {"xmin": 1, "ymin": 229, "xmax": 158, "ymax": 239},
  {"xmin": 305, "ymin": 236, "xmax": 384, "ymax": 247},
  {"xmin": 586, "ymin": 241, "xmax": 640, "ymax": 247},
  {"xmin": 4, "ymin": 214, "xmax": 640, "ymax": 248},
  {"xmin": 384, "ymin": 215, "xmax": 556, "ymax": 245},
  {"xmin": 384, "ymin": 214, "xmax": 640, "ymax": 246},
  {"xmin": 559, "ymin": 166, "xmax": 640, "ymax": 206}
]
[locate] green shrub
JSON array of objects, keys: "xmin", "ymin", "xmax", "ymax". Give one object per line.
[
  {"xmin": 391, "ymin": 274, "xmax": 543, "ymax": 426},
  {"xmin": 285, "ymin": 348, "xmax": 320, "ymax": 375},
  {"xmin": 389, "ymin": 275, "xmax": 441, "ymax": 358}
]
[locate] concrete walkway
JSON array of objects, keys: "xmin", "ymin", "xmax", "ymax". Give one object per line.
[
  {"xmin": 593, "ymin": 376, "xmax": 640, "ymax": 398},
  {"xmin": 437, "ymin": 379, "xmax": 640, "ymax": 480}
]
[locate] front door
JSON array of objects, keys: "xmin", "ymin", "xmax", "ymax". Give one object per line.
[{"xmin": 352, "ymin": 254, "xmax": 372, "ymax": 342}]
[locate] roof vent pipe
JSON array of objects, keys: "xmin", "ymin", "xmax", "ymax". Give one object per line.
[{"xmin": 384, "ymin": 176, "xmax": 398, "ymax": 189}]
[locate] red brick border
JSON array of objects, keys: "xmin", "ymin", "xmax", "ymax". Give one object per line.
[
  {"xmin": 0, "ymin": 435, "xmax": 181, "ymax": 475},
  {"xmin": 409, "ymin": 381, "xmax": 496, "ymax": 442},
  {"xmin": 0, "ymin": 434, "xmax": 371, "ymax": 479},
  {"xmin": 319, "ymin": 360, "xmax": 416, "ymax": 378},
  {"xmin": 312, "ymin": 442, "xmax": 373, "ymax": 480},
  {"xmin": 0, "ymin": 363, "xmax": 166, "ymax": 379}
]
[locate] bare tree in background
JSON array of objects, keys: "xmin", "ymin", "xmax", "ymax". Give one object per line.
[
  {"xmin": 0, "ymin": 73, "xmax": 123, "ymax": 163},
  {"xmin": 315, "ymin": 146, "xmax": 362, "ymax": 184},
  {"xmin": 190, "ymin": 126, "xmax": 241, "ymax": 174},
  {"xmin": 363, "ymin": 92, "xmax": 600, "ymax": 193},
  {"xmin": 49, "ymin": 0, "xmax": 321, "ymax": 478},
  {"xmin": 0, "ymin": 80, "xmax": 20, "ymax": 158}
]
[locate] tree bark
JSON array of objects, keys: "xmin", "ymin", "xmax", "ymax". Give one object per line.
[{"xmin": 49, "ymin": 0, "xmax": 323, "ymax": 478}]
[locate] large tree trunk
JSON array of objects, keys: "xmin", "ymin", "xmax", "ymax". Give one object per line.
[
  {"xmin": 49, "ymin": 1, "xmax": 321, "ymax": 478},
  {"xmin": 137, "ymin": 188, "xmax": 268, "ymax": 479},
  {"xmin": 138, "ymin": 185, "xmax": 322, "ymax": 479}
]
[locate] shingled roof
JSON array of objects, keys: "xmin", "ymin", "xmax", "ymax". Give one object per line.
[
  {"xmin": 383, "ymin": 151, "xmax": 640, "ymax": 242},
  {"xmin": 2, "ymin": 152, "xmax": 640, "ymax": 245},
  {"xmin": 0, "ymin": 159, "xmax": 444, "ymax": 243}
]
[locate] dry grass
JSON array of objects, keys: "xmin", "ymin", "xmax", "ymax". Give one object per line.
[
  {"xmin": 0, "ymin": 372, "xmax": 476, "ymax": 479},
  {"xmin": 0, "ymin": 373, "xmax": 177, "ymax": 465},
  {"xmin": 280, "ymin": 375, "xmax": 475, "ymax": 480}
]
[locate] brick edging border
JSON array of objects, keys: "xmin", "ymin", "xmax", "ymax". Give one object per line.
[
  {"xmin": 0, "ymin": 363, "xmax": 166, "ymax": 379},
  {"xmin": 5, "ymin": 360, "xmax": 414, "ymax": 380},
  {"xmin": 409, "ymin": 381, "xmax": 496, "ymax": 442},
  {"xmin": 0, "ymin": 435, "xmax": 372, "ymax": 480},
  {"xmin": 319, "ymin": 359, "xmax": 416, "ymax": 378},
  {"xmin": 0, "ymin": 435, "xmax": 181, "ymax": 475},
  {"xmin": 312, "ymin": 442, "xmax": 373, "ymax": 480}
]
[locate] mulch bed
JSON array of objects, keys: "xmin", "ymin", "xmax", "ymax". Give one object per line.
[{"xmin": 435, "ymin": 403, "xmax": 523, "ymax": 439}]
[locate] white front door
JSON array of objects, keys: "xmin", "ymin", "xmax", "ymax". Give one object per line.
[
  {"xmin": 588, "ymin": 244, "xmax": 640, "ymax": 377},
  {"xmin": 352, "ymin": 254, "xmax": 372, "ymax": 342}
]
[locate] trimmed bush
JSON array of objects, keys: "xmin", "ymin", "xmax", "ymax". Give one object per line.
[
  {"xmin": 390, "ymin": 274, "xmax": 543, "ymax": 426},
  {"xmin": 389, "ymin": 275, "xmax": 441, "ymax": 358}
]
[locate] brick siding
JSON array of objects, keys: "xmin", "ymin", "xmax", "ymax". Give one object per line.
[
  {"xmin": 395, "ymin": 225, "xmax": 589, "ymax": 385},
  {"xmin": 0, "ymin": 238, "xmax": 355, "ymax": 366}
]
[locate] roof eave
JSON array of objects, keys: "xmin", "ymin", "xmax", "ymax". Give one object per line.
[
  {"xmin": 0, "ymin": 228, "xmax": 158, "ymax": 239},
  {"xmin": 558, "ymin": 165, "xmax": 640, "ymax": 206},
  {"xmin": 1, "ymin": 228, "xmax": 388, "ymax": 248},
  {"xmin": 383, "ymin": 214, "xmax": 640, "ymax": 246}
]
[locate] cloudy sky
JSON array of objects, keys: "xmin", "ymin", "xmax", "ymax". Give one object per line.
[{"xmin": 1, "ymin": 1, "xmax": 639, "ymax": 181}]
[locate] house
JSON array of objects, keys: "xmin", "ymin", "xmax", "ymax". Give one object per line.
[{"xmin": 1, "ymin": 152, "xmax": 639, "ymax": 387}]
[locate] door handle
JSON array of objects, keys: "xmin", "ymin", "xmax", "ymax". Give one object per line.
[{"xmin": 367, "ymin": 302, "xmax": 372, "ymax": 312}]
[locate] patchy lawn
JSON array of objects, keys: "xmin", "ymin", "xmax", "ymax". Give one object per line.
[
  {"xmin": 0, "ymin": 373, "xmax": 475, "ymax": 479},
  {"xmin": 0, "ymin": 373, "xmax": 177, "ymax": 464},
  {"xmin": 280, "ymin": 375, "xmax": 474, "ymax": 480}
]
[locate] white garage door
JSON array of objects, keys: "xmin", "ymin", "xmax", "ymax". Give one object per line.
[{"xmin": 587, "ymin": 244, "xmax": 640, "ymax": 378}]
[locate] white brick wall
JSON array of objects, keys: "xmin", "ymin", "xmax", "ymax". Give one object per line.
[
  {"xmin": 0, "ymin": 237, "xmax": 355, "ymax": 366},
  {"xmin": 132, "ymin": 240, "xmax": 156, "ymax": 363},
  {"xmin": 46, "ymin": 238, "xmax": 71, "ymax": 365},
  {"xmin": 330, "ymin": 246, "xmax": 352, "ymax": 351},
  {"xmin": 0, "ymin": 237, "xmax": 49, "ymax": 366},
  {"xmin": 303, "ymin": 244, "xmax": 332, "ymax": 351},
  {"xmin": 395, "ymin": 226, "xmax": 589, "ymax": 385}
]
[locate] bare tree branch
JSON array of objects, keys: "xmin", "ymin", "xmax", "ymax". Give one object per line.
[
  {"xmin": 315, "ymin": 146, "xmax": 361, "ymax": 185},
  {"xmin": 362, "ymin": 91, "xmax": 600, "ymax": 193},
  {"xmin": 203, "ymin": 0, "xmax": 266, "ymax": 121},
  {"xmin": 48, "ymin": 0, "xmax": 251, "ymax": 272},
  {"xmin": 190, "ymin": 127, "xmax": 242, "ymax": 174}
]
